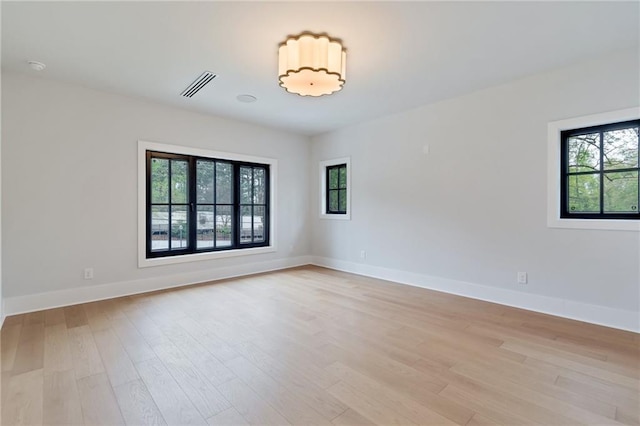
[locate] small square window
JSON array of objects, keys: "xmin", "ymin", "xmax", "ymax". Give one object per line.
[
  {"xmin": 561, "ymin": 120, "xmax": 639, "ymax": 220},
  {"xmin": 548, "ymin": 108, "xmax": 640, "ymax": 231}
]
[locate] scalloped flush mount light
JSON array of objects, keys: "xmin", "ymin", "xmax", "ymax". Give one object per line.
[{"xmin": 278, "ymin": 33, "xmax": 346, "ymax": 97}]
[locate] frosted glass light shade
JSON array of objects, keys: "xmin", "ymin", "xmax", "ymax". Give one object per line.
[{"xmin": 278, "ymin": 33, "xmax": 346, "ymax": 97}]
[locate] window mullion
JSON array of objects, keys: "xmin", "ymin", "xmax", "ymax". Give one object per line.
[
  {"xmin": 168, "ymin": 159, "xmax": 173, "ymax": 250},
  {"xmin": 233, "ymin": 163, "xmax": 241, "ymax": 248},
  {"xmin": 188, "ymin": 156, "xmax": 197, "ymax": 253},
  {"xmin": 251, "ymin": 167, "xmax": 255, "ymax": 243},
  {"xmin": 212, "ymin": 161, "xmax": 217, "ymax": 249},
  {"xmin": 599, "ymin": 130, "xmax": 604, "ymax": 214}
]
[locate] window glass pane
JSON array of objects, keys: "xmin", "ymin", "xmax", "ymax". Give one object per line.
[
  {"xmin": 240, "ymin": 205, "xmax": 252, "ymax": 243},
  {"xmin": 568, "ymin": 133, "xmax": 600, "ymax": 173},
  {"xmin": 338, "ymin": 189, "xmax": 347, "ymax": 212},
  {"xmin": 216, "ymin": 206, "xmax": 233, "ymax": 247},
  {"xmin": 328, "ymin": 167, "xmax": 339, "ymax": 189},
  {"xmin": 339, "ymin": 166, "xmax": 347, "ymax": 189},
  {"xmin": 151, "ymin": 158, "xmax": 169, "ymax": 203},
  {"xmin": 329, "ymin": 190, "xmax": 339, "ymax": 212},
  {"xmin": 196, "ymin": 160, "xmax": 214, "ymax": 204},
  {"xmin": 603, "ymin": 127, "xmax": 639, "ymax": 170},
  {"xmin": 196, "ymin": 206, "xmax": 214, "ymax": 249},
  {"xmin": 240, "ymin": 167, "xmax": 252, "ymax": 204},
  {"xmin": 170, "ymin": 206, "xmax": 189, "ymax": 250},
  {"xmin": 604, "ymin": 171, "xmax": 639, "ymax": 213},
  {"xmin": 216, "ymin": 162, "xmax": 233, "ymax": 204},
  {"xmin": 253, "ymin": 168, "xmax": 266, "ymax": 204},
  {"xmin": 151, "ymin": 205, "xmax": 169, "ymax": 251},
  {"xmin": 253, "ymin": 206, "xmax": 265, "ymax": 243},
  {"xmin": 567, "ymin": 173, "xmax": 600, "ymax": 213},
  {"xmin": 171, "ymin": 160, "xmax": 188, "ymax": 204}
]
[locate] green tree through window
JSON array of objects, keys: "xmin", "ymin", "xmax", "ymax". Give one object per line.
[{"xmin": 561, "ymin": 120, "xmax": 639, "ymax": 219}]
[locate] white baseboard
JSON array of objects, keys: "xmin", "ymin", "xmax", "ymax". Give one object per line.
[
  {"xmin": 4, "ymin": 256, "xmax": 313, "ymax": 317},
  {"xmin": 4, "ymin": 254, "xmax": 638, "ymax": 334},
  {"xmin": 311, "ymin": 256, "xmax": 640, "ymax": 333}
]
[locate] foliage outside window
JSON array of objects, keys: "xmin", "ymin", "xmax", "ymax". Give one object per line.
[
  {"xmin": 561, "ymin": 119, "xmax": 639, "ymax": 219},
  {"xmin": 326, "ymin": 164, "xmax": 347, "ymax": 214},
  {"xmin": 147, "ymin": 150, "xmax": 269, "ymax": 258}
]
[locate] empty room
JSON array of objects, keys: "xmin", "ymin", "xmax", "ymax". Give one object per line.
[{"xmin": 1, "ymin": 1, "xmax": 639, "ymax": 425}]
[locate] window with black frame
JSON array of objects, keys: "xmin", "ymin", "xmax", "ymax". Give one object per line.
[
  {"xmin": 326, "ymin": 163, "xmax": 347, "ymax": 214},
  {"xmin": 147, "ymin": 150, "xmax": 269, "ymax": 258},
  {"xmin": 561, "ymin": 119, "xmax": 639, "ymax": 219}
]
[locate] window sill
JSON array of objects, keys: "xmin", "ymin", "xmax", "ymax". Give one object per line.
[
  {"xmin": 320, "ymin": 213, "xmax": 351, "ymax": 221},
  {"xmin": 138, "ymin": 245, "xmax": 276, "ymax": 268},
  {"xmin": 547, "ymin": 217, "xmax": 639, "ymax": 231}
]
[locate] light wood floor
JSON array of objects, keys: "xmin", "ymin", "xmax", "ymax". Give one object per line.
[{"xmin": 1, "ymin": 266, "xmax": 639, "ymax": 425}]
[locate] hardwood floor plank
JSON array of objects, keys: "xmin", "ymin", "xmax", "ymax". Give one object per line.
[
  {"xmin": 67, "ymin": 325, "xmax": 105, "ymax": 379},
  {"xmin": 1, "ymin": 323, "xmax": 22, "ymax": 372},
  {"xmin": 331, "ymin": 408, "xmax": 376, "ymax": 426},
  {"xmin": 437, "ymin": 384, "xmax": 537, "ymax": 426},
  {"xmin": 206, "ymin": 407, "xmax": 250, "ymax": 426},
  {"xmin": 326, "ymin": 361, "xmax": 467, "ymax": 425},
  {"xmin": 231, "ymin": 341, "xmax": 347, "ymax": 419},
  {"xmin": 450, "ymin": 360, "xmax": 623, "ymax": 425},
  {"xmin": 113, "ymin": 378, "xmax": 167, "ymax": 426},
  {"xmin": 224, "ymin": 355, "xmax": 333, "ymax": 425},
  {"xmin": 43, "ymin": 369, "xmax": 83, "ymax": 425},
  {"xmin": 24, "ymin": 311, "xmax": 45, "ymax": 325},
  {"xmin": 135, "ymin": 357, "xmax": 207, "ymax": 426},
  {"xmin": 150, "ymin": 339, "xmax": 231, "ymax": 418},
  {"xmin": 43, "ymin": 323, "xmax": 73, "ymax": 374},
  {"xmin": 93, "ymin": 328, "xmax": 140, "ymax": 387},
  {"xmin": 1, "ymin": 369, "xmax": 44, "ymax": 426},
  {"xmin": 216, "ymin": 378, "xmax": 292, "ymax": 426},
  {"xmin": 83, "ymin": 301, "xmax": 112, "ymax": 332},
  {"xmin": 162, "ymin": 322, "xmax": 236, "ymax": 386},
  {"xmin": 77, "ymin": 373, "xmax": 125, "ymax": 425},
  {"xmin": 327, "ymin": 380, "xmax": 417, "ymax": 425},
  {"xmin": 110, "ymin": 317, "xmax": 157, "ymax": 363},
  {"xmin": 64, "ymin": 305, "xmax": 89, "ymax": 329},
  {"xmin": 12, "ymin": 323, "xmax": 45, "ymax": 375},
  {"xmin": 44, "ymin": 308, "xmax": 67, "ymax": 327}
]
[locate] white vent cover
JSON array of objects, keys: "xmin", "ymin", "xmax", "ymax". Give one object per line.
[{"xmin": 181, "ymin": 71, "xmax": 216, "ymax": 97}]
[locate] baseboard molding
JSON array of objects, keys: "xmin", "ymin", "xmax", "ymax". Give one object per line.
[
  {"xmin": 4, "ymin": 254, "xmax": 638, "ymax": 333},
  {"xmin": 4, "ymin": 255, "xmax": 313, "ymax": 317},
  {"xmin": 311, "ymin": 256, "xmax": 640, "ymax": 333}
]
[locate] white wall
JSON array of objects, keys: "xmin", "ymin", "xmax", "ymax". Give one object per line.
[
  {"xmin": 310, "ymin": 48, "xmax": 640, "ymax": 331},
  {"xmin": 0, "ymin": 3, "xmax": 4, "ymax": 326},
  {"xmin": 2, "ymin": 73, "xmax": 311, "ymax": 312}
]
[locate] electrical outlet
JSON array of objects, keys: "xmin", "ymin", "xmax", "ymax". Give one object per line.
[
  {"xmin": 84, "ymin": 268, "xmax": 94, "ymax": 280},
  {"xmin": 517, "ymin": 271, "xmax": 527, "ymax": 284},
  {"xmin": 360, "ymin": 250, "xmax": 366, "ymax": 259}
]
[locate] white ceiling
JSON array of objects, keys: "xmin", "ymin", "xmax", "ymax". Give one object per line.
[{"xmin": 2, "ymin": 1, "xmax": 639, "ymax": 136}]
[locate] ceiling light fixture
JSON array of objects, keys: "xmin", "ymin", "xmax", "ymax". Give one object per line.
[{"xmin": 278, "ymin": 32, "xmax": 346, "ymax": 97}]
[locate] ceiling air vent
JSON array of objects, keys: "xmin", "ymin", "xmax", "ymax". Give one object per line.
[{"xmin": 181, "ymin": 71, "xmax": 216, "ymax": 98}]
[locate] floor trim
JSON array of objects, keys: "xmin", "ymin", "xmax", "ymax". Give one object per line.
[
  {"xmin": 3, "ymin": 255, "xmax": 637, "ymax": 333},
  {"xmin": 311, "ymin": 256, "xmax": 640, "ymax": 333},
  {"xmin": 3, "ymin": 256, "xmax": 312, "ymax": 317}
]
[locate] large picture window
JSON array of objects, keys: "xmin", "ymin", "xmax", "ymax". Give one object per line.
[
  {"xmin": 560, "ymin": 119, "xmax": 639, "ymax": 220},
  {"xmin": 146, "ymin": 150, "xmax": 270, "ymax": 259}
]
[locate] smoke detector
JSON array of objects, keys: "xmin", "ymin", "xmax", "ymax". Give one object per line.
[{"xmin": 27, "ymin": 61, "xmax": 46, "ymax": 71}]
